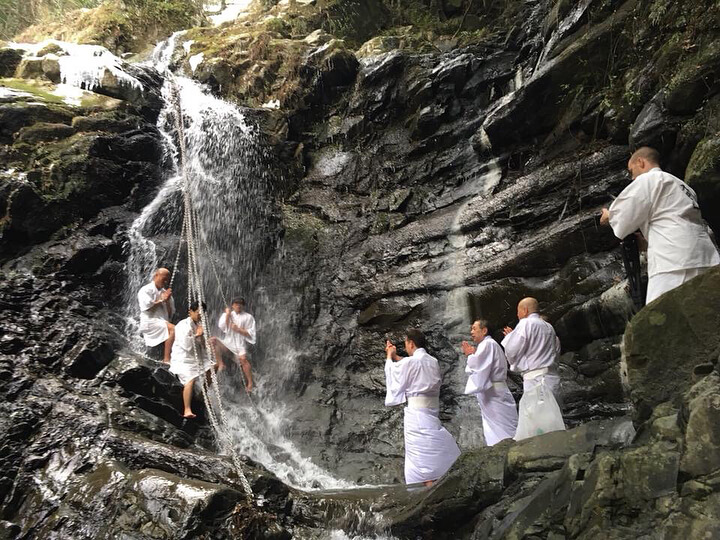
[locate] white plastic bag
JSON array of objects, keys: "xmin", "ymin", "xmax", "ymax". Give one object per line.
[{"xmin": 514, "ymin": 378, "xmax": 566, "ymax": 441}]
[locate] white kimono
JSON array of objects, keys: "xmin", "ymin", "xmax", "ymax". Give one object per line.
[
  {"xmin": 609, "ymin": 168, "xmax": 720, "ymax": 303},
  {"xmin": 385, "ymin": 348, "xmax": 460, "ymax": 484},
  {"xmin": 502, "ymin": 314, "xmax": 565, "ymax": 440},
  {"xmin": 464, "ymin": 336, "xmax": 518, "ymax": 446},
  {"xmin": 138, "ymin": 281, "xmax": 175, "ymax": 347},
  {"xmin": 218, "ymin": 311, "xmax": 256, "ymax": 355},
  {"xmin": 169, "ymin": 317, "xmax": 215, "ymax": 385}
]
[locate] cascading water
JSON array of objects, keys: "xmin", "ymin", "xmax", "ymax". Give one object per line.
[
  {"xmin": 123, "ymin": 36, "xmax": 359, "ymax": 493},
  {"xmin": 10, "ymin": 27, "xmax": 400, "ymax": 539}
]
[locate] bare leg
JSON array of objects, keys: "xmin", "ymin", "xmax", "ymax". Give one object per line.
[
  {"xmin": 237, "ymin": 354, "xmax": 253, "ymax": 392},
  {"xmin": 182, "ymin": 377, "xmax": 197, "ymax": 418},
  {"xmin": 209, "ymin": 337, "xmax": 227, "ymax": 371},
  {"xmin": 423, "ymin": 480, "xmax": 435, "ymax": 487},
  {"xmin": 163, "ymin": 322, "xmax": 175, "ymax": 364}
]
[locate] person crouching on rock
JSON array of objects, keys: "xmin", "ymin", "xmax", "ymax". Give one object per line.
[
  {"xmin": 461, "ymin": 319, "xmax": 518, "ymax": 446},
  {"xmin": 212, "ymin": 297, "xmax": 256, "ymax": 393},
  {"xmin": 137, "ymin": 268, "xmax": 175, "ymax": 364},
  {"xmin": 502, "ymin": 298, "xmax": 565, "ymax": 440},
  {"xmin": 385, "ymin": 329, "xmax": 461, "ymax": 486},
  {"xmin": 169, "ymin": 301, "xmax": 216, "ymax": 419}
]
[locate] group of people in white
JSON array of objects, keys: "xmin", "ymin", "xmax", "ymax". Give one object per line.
[
  {"xmin": 137, "ymin": 271, "xmax": 256, "ymax": 418},
  {"xmin": 383, "ymin": 147, "xmax": 719, "ymax": 486},
  {"xmin": 384, "ymin": 297, "xmax": 563, "ymax": 486},
  {"xmin": 136, "ymin": 146, "xmax": 718, "ymax": 485}
]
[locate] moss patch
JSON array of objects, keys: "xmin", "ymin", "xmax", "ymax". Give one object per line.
[{"xmin": 15, "ymin": 0, "xmax": 206, "ymax": 55}]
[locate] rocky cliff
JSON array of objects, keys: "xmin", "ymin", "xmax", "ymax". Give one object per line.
[{"xmin": 1, "ymin": 0, "xmax": 720, "ymax": 538}]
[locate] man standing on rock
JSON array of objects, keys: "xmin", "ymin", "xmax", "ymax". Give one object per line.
[
  {"xmin": 213, "ymin": 297, "xmax": 256, "ymax": 393},
  {"xmin": 169, "ymin": 301, "xmax": 216, "ymax": 419},
  {"xmin": 600, "ymin": 146, "xmax": 720, "ymax": 303},
  {"xmin": 461, "ymin": 319, "xmax": 518, "ymax": 446},
  {"xmin": 502, "ymin": 298, "xmax": 565, "ymax": 440},
  {"xmin": 385, "ymin": 329, "xmax": 461, "ymax": 486},
  {"xmin": 138, "ymin": 268, "xmax": 175, "ymax": 364}
]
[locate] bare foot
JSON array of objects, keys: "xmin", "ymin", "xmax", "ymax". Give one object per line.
[
  {"xmin": 245, "ymin": 385, "xmax": 253, "ymax": 393},
  {"xmin": 183, "ymin": 411, "xmax": 196, "ymax": 419}
]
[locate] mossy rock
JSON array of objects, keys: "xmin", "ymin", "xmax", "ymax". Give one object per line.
[
  {"xmin": 317, "ymin": 0, "xmax": 391, "ymax": 46},
  {"xmin": 0, "ymin": 48, "xmax": 23, "ymax": 77},
  {"xmin": 665, "ymin": 39, "xmax": 720, "ymax": 115},
  {"xmin": 621, "ymin": 267, "xmax": 720, "ymax": 424},
  {"xmin": 685, "ymin": 136, "xmax": 720, "ymax": 235}
]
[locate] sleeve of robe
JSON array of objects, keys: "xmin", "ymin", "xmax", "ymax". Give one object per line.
[
  {"xmin": 385, "ymin": 358, "xmax": 410, "ymax": 406},
  {"xmin": 244, "ymin": 315, "xmax": 257, "ymax": 345},
  {"xmin": 609, "ymin": 176, "xmax": 652, "ymax": 239},
  {"xmin": 138, "ymin": 286, "xmax": 155, "ymax": 312},
  {"xmin": 218, "ymin": 313, "xmax": 229, "ymax": 333},
  {"xmin": 501, "ymin": 322, "xmax": 528, "ymax": 371},
  {"xmin": 464, "ymin": 343, "xmax": 494, "ymax": 394}
]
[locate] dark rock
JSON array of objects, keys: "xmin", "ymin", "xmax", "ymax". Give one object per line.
[
  {"xmin": 629, "ymin": 90, "xmax": 680, "ymax": 153},
  {"xmin": 685, "ymin": 135, "xmax": 720, "ymax": 236},
  {"xmin": 386, "ymin": 443, "xmax": 509, "ymax": 538},
  {"xmin": 0, "ymin": 48, "xmax": 23, "ymax": 77},
  {"xmin": 15, "ymin": 122, "xmax": 75, "ymax": 143},
  {"xmin": 679, "ymin": 372, "xmax": 720, "ymax": 478},
  {"xmin": 621, "ymin": 267, "xmax": 720, "ymax": 424}
]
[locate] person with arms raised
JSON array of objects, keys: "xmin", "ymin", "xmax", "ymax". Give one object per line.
[
  {"xmin": 137, "ymin": 268, "xmax": 175, "ymax": 364},
  {"xmin": 502, "ymin": 298, "xmax": 565, "ymax": 440},
  {"xmin": 385, "ymin": 329, "xmax": 460, "ymax": 486},
  {"xmin": 461, "ymin": 319, "xmax": 518, "ymax": 446},
  {"xmin": 600, "ymin": 146, "xmax": 720, "ymax": 303}
]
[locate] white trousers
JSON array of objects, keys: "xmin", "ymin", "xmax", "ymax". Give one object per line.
[
  {"xmin": 646, "ymin": 266, "xmax": 714, "ymax": 303},
  {"xmin": 403, "ymin": 407, "xmax": 460, "ymax": 484}
]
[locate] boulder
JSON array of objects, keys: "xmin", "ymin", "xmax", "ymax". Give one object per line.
[
  {"xmin": 679, "ymin": 372, "xmax": 720, "ymax": 478},
  {"xmin": 685, "ymin": 135, "xmax": 720, "ymax": 236},
  {"xmin": 0, "ymin": 48, "xmax": 23, "ymax": 77},
  {"xmin": 621, "ymin": 267, "xmax": 720, "ymax": 423}
]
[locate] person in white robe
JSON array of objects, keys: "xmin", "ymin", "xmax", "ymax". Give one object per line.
[
  {"xmin": 385, "ymin": 329, "xmax": 461, "ymax": 486},
  {"xmin": 169, "ymin": 301, "xmax": 216, "ymax": 418},
  {"xmin": 212, "ymin": 297, "xmax": 256, "ymax": 392},
  {"xmin": 600, "ymin": 146, "xmax": 720, "ymax": 303},
  {"xmin": 461, "ymin": 319, "xmax": 518, "ymax": 446},
  {"xmin": 137, "ymin": 268, "xmax": 175, "ymax": 363},
  {"xmin": 502, "ymin": 298, "xmax": 565, "ymax": 440}
]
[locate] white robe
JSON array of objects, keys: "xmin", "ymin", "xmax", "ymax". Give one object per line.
[
  {"xmin": 464, "ymin": 336, "xmax": 518, "ymax": 446},
  {"xmin": 385, "ymin": 348, "xmax": 460, "ymax": 484},
  {"xmin": 138, "ymin": 281, "xmax": 175, "ymax": 347},
  {"xmin": 218, "ymin": 311, "xmax": 256, "ymax": 356},
  {"xmin": 609, "ymin": 167, "xmax": 720, "ymax": 302},
  {"xmin": 502, "ymin": 314, "xmax": 564, "ymax": 440},
  {"xmin": 169, "ymin": 317, "xmax": 215, "ymax": 385}
]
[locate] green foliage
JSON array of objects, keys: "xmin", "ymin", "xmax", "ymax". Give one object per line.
[{"xmin": 0, "ymin": 0, "xmax": 102, "ymax": 40}]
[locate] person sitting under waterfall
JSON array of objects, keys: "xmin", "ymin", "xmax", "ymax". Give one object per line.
[
  {"xmin": 600, "ymin": 146, "xmax": 720, "ymax": 304},
  {"xmin": 169, "ymin": 301, "xmax": 217, "ymax": 419},
  {"xmin": 385, "ymin": 329, "xmax": 461, "ymax": 486},
  {"xmin": 211, "ymin": 297, "xmax": 256, "ymax": 393},
  {"xmin": 502, "ymin": 298, "xmax": 565, "ymax": 440},
  {"xmin": 137, "ymin": 268, "xmax": 175, "ymax": 364},
  {"xmin": 461, "ymin": 319, "xmax": 518, "ymax": 446}
]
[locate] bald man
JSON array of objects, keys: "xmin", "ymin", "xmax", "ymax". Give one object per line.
[
  {"xmin": 138, "ymin": 268, "xmax": 175, "ymax": 363},
  {"xmin": 502, "ymin": 298, "xmax": 565, "ymax": 440},
  {"xmin": 600, "ymin": 147, "xmax": 719, "ymax": 303}
]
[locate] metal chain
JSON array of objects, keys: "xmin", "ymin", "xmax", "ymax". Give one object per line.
[{"xmin": 171, "ymin": 77, "xmax": 253, "ymax": 499}]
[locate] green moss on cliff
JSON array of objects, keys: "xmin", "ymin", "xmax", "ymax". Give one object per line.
[{"xmin": 15, "ymin": 0, "xmax": 206, "ymax": 54}]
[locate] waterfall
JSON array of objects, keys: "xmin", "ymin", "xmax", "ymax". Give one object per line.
[{"xmin": 121, "ymin": 39, "xmax": 359, "ymax": 491}]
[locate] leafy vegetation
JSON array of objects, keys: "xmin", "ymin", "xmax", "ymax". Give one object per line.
[{"xmin": 11, "ymin": 0, "xmax": 205, "ymax": 54}]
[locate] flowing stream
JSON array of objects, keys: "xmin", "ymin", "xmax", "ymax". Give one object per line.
[{"xmin": 10, "ymin": 20, "xmax": 402, "ymax": 537}]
